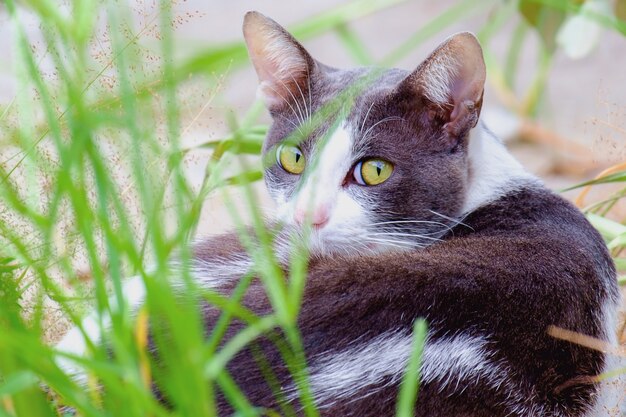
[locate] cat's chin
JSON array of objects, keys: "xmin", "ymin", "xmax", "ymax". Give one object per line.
[
  {"xmin": 276, "ymin": 221, "xmax": 415, "ymax": 258},
  {"xmin": 306, "ymin": 229, "xmax": 411, "ymax": 257}
]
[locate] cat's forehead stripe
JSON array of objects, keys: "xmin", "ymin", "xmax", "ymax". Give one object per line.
[
  {"xmin": 298, "ymin": 124, "xmax": 354, "ymax": 206},
  {"xmin": 300, "ymin": 124, "xmax": 352, "ymax": 197},
  {"xmin": 315, "ymin": 124, "xmax": 353, "ymax": 173}
]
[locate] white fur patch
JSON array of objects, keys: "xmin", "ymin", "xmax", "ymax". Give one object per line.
[
  {"xmin": 55, "ymin": 314, "xmax": 104, "ymax": 382},
  {"xmin": 260, "ymin": 28, "xmax": 306, "ymax": 79},
  {"xmin": 277, "ymin": 125, "xmax": 374, "ymax": 255},
  {"xmin": 295, "ymin": 125, "xmax": 354, "ymax": 214},
  {"xmin": 55, "ymin": 275, "xmax": 146, "ymax": 381},
  {"xmin": 300, "ymin": 330, "xmax": 542, "ymax": 414},
  {"xmin": 422, "ymin": 53, "xmax": 457, "ymax": 105},
  {"xmin": 54, "ymin": 255, "xmax": 252, "ymax": 381},
  {"xmin": 176, "ymin": 255, "xmax": 253, "ymax": 287},
  {"xmin": 584, "ymin": 297, "xmax": 626, "ymax": 417},
  {"xmin": 462, "ymin": 124, "xmax": 539, "ymax": 214}
]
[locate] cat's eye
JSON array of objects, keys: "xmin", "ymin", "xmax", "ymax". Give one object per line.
[
  {"xmin": 353, "ymin": 159, "xmax": 393, "ymax": 186},
  {"xmin": 277, "ymin": 144, "xmax": 306, "ymax": 174}
]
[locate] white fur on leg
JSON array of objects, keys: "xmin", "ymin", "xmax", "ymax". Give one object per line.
[
  {"xmin": 54, "ymin": 255, "xmax": 253, "ymax": 381},
  {"xmin": 584, "ymin": 298, "xmax": 626, "ymax": 417},
  {"xmin": 54, "ymin": 275, "xmax": 147, "ymax": 381},
  {"xmin": 297, "ymin": 330, "xmax": 543, "ymax": 415}
]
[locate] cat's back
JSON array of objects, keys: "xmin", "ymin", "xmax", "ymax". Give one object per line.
[
  {"xmin": 450, "ymin": 184, "xmax": 616, "ymax": 291},
  {"xmin": 291, "ymin": 184, "xmax": 620, "ymax": 417}
]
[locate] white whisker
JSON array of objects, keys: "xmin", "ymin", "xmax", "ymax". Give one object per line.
[
  {"xmin": 290, "ymin": 74, "xmax": 310, "ymax": 124},
  {"xmin": 366, "ymin": 237, "xmax": 420, "ymax": 248},
  {"xmin": 365, "ymin": 240, "xmax": 411, "ymax": 250},
  {"xmin": 307, "ymin": 71, "xmax": 312, "ymax": 120},
  {"xmin": 378, "ymin": 228, "xmax": 445, "ymax": 237},
  {"xmin": 266, "ymin": 83, "xmax": 305, "ymax": 128},
  {"xmin": 369, "ymin": 232, "xmax": 443, "ymax": 242},
  {"xmin": 278, "ymin": 77, "xmax": 306, "ymax": 125},
  {"xmin": 369, "ymin": 220, "xmax": 449, "ymax": 227},
  {"xmin": 359, "ymin": 101, "xmax": 376, "ymax": 134},
  {"xmin": 428, "ymin": 210, "xmax": 474, "ymax": 231},
  {"xmin": 277, "ymin": 114, "xmax": 305, "ymax": 137},
  {"xmin": 361, "ymin": 116, "xmax": 405, "ymax": 142}
]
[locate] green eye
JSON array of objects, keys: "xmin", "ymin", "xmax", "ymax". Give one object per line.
[
  {"xmin": 277, "ymin": 144, "xmax": 305, "ymax": 174},
  {"xmin": 354, "ymin": 158, "xmax": 393, "ymax": 185}
]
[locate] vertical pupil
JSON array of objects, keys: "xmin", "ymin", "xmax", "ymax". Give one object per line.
[
  {"xmin": 376, "ymin": 165, "xmax": 381, "ymax": 176},
  {"xmin": 295, "ymin": 151, "xmax": 301, "ymax": 163}
]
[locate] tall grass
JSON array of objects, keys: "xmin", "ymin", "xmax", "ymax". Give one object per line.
[{"xmin": 0, "ymin": 0, "xmax": 624, "ymax": 416}]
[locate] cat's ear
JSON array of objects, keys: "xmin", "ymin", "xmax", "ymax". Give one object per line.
[
  {"xmin": 398, "ymin": 32, "xmax": 486, "ymax": 139},
  {"xmin": 243, "ymin": 11, "xmax": 315, "ymax": 111}
]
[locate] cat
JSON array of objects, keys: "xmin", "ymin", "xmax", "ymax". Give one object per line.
[{"xmin": 56, "ymin": 11, "xmax": 623, "ymax": 417}]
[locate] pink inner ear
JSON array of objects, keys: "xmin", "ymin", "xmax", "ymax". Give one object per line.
[
  {"xmin": 413, "ymin": 32, "xmax": 485, "ymax": 107},
  {"xmin": 449, "ymin": 79, "xmax": 483, "ymax": 121},
  {"xmin": 416, "ymin": 32, "xmax": 486, "ymax": 136},
  {"xmin": 243, "ymin": 12, "xmax": 311, "ymax": 109}
]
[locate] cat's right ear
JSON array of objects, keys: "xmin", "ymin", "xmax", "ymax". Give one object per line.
[
  {"xmin": 243, "ymin": 12, "xmax": 316, "ymax": 111},
  {"xmin": 396, "ymin": 32, "xmax": 486, "ymax": 142}
]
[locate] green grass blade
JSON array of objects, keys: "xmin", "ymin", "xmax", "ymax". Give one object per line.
[
  {"xmin": 381, "ymin": 0, "xmax": 495, "ymax": 66},
  {"xmin": 334, "ymin": 22, "xmax": 373, "ymax": 65},
  {"xmin": 395, "ymin": 319, "xmax": 428, "ymax": 417}
]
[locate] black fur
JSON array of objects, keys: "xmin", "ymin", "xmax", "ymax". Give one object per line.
[{"xmin": 195, "ymin": 185, "xmax": 618, "ymax": 416}]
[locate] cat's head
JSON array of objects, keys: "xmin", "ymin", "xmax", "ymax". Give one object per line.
[{"xmin": 243, "ymin": 11, "xmax": 486, "ymax": 255}]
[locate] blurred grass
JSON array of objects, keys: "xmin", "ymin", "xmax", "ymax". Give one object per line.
[{"xmin": 0, "ymin": 0, "xmax": 624, "ymax": 416}]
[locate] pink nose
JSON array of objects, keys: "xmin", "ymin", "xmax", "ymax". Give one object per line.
[{"xmin": 294, "ymin": 206, "xmax": 330, "ymax": 229}]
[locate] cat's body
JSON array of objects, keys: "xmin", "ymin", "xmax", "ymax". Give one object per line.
[
  {"xmin": 56, "ymin": 11, "xmax": 622, "ymax": 416},
  {"xmin": 196, "ymin": 181, "xmax": 618, "ymax": 417}
]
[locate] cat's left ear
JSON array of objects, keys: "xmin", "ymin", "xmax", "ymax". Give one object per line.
[
  {"xmin": 243, "ymin": 11, "xmax": 316, "ymax": 111},
  {"xmin": 398, "ymin": 32, "xmax": 486, "ymax": 140}
]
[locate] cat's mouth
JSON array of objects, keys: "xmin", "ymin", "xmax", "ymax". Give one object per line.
[{"xmin": 276, "ymin": 198, "xmax": 420, "ymax": 256}]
